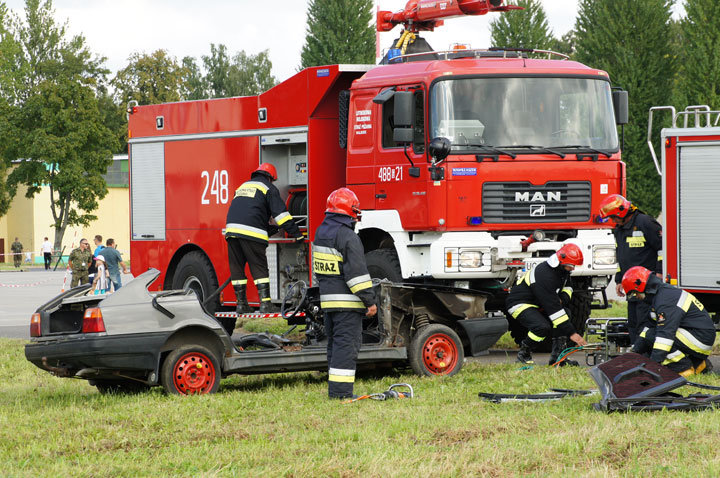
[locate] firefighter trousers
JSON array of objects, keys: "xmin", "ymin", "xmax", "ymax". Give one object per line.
[
  {"xmin": 325, "ymin": 310, "xmax": 363, "ymax": 398},
  {"xmin": 226, "ymin": 238, "xmax": 269, "ymax": 287},
  {"xmin": 637, "ymin": 327, "xmax": 714, "ymax": 373},
  {"xmin": 513, "ymin": 306, "xmax": 554, "ymax": 347}
]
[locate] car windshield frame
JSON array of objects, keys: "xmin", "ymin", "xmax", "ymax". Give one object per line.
[{"xmin": 429, "ymin": 74, "xmax": 620, "ymax": 154}]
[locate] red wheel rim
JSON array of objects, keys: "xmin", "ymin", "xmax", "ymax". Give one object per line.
[
  {"xmin": 172, "ymin": 352, "xmax": 216, "ymax": 394},
  {"xmin": 422, "ymin": 333, "xmax": 458, "ymax": 375}
]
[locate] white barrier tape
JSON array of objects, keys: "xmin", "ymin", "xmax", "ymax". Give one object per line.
[{"xmin": 0, "ymin": 277, "xmax": 55, "ymax": 287}]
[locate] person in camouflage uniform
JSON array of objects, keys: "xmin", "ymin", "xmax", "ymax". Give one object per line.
[
  {"xmin": 69, "ymin": 239, "xmax": 92, "ymax": 287},
  {"xmin": 10, "ymin": 237, "xmax": 23, "ymax": 268}
]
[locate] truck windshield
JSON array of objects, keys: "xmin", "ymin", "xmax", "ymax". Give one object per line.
[{"xmin": 430, "ymin": 77, "xmax": 619, "ymax": 153}]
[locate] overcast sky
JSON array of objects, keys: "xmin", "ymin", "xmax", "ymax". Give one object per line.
[{"xmin": 3, "ymin": 0, "xmax": 686, "ymax": 84}]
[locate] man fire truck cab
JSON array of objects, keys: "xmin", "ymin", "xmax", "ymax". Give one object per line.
[
  {"xmin": 127, "ymin": 0, "xmax": 627, "ymax": 360},
  {"xmin": 648, "ymin": 104, "xmax": 720, "ymax": 318}
]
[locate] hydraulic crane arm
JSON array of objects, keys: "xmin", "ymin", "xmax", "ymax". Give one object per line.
[{"xmin": 377, "ymin": 0, "xmax": 522, "ymax": 33}]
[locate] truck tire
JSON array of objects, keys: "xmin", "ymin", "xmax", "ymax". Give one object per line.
[
  {"xmin": 408, "ymin": 324, "xmax": 464, "ymax": 377},
  {"xmin": 172, "ymin": 251, "xmax": 219, "ymax": 314},
  {"xmin": 365, "ymin": 249, "xmax": 402, "ymax": 282},
  {"xmin": 161, "ymin": 344, "xmax": 221, "ymax": 395},
  {"xmin": 90, "ymin": 379, "xmax": 150, "ymax": 395},
  {"xmin": 567, "ymin": 289, "xmax": 591, "ymax": 336}
]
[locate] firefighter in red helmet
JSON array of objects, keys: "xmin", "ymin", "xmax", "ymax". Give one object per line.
[
  {"xmin": 313, "ymin": 187, "xmax": 377, "ymax": 399},
  {"xmin": 224, "ymin": 163, "xmax": 304, "ymax": 329},
  {"xmin": 506, "ymin": 243, "xmax": 588, "ymax": 365},
  {"xmin": 599, "ymin": 194, "xmax": 662, "ymax": 343},
  {"xmin": 622, "ymin": 266, "xmax": 714, "ymax": 376}
]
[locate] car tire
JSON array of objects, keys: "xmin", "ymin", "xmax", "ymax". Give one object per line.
[
  {"xmin": 161, "ymin": 344, "xmax": 221, "ymax": 395},
  {"xmin": 172, "ymin": 251, "xmax": 219, "ymax": 314},
  {"xmin": 90, "ymin": 379, "xmax": 150, "ymax": 395},
  {"xmin": 408, "ymin": 324, "xmax": 464, "ymax": 377}
]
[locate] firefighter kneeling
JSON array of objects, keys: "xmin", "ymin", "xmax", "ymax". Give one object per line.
[
  {"xmin": 622, "ymin": 266, "xmax": 714, "ymax": 377},
  {"xmin": 506, "ymin": 243, "xmax": 588, "ymax": 365},
  {"xmin": 313, "ymin": 188, "xmax": 377, "ymax": 399}
]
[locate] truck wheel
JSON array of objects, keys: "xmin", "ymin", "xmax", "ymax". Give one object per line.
[
  {"xmin": 161, "ymin": 345, "xmax": 221, "ymax": 395},
  {"xmin": 568, "ymin": 289, "xmax": 592, "ymax": 336},
  {"xmin": 365, "ymin": 249, "xmax": 402, "ymax": 282},
  {"xmin": 172, "ymin": 251, "xmax": 219, "ymax": 314},
  {"xmin": 408, "ymin": 324, "xmax": 464, "ymax": 377},
  {"xmin": 90, "ymin": 379, "xmax": 150, "ymax": 395}
]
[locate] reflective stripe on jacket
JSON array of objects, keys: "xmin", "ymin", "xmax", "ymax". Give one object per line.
[
  {"xmin": 313, "ymin": 213, "xmax": 375, "ymax": 313},
  {"xmin": 505, "ymin": 259, "xmax": 576, "ymax": 337},
  {"xmin": 224, "ymin": 174, "xmax": 300, "ymax": 243}
]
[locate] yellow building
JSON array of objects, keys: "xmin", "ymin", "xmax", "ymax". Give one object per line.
[{"xmin": 0, "ymin": 155, "xmax": 129, "ymax": 266}]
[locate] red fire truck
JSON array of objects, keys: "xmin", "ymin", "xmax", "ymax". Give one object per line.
[
  {"xmin": 648, "ymin": 105, "xmax": 720, "ymax": 317},
  {"xmin": 128, "ymin": 0, "xmax": 627, "ymax": 346}
]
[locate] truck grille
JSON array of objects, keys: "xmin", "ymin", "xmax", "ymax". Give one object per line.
[{"xmin": 482, "ymin": 181, "xmax": 591, "ymax": 223}]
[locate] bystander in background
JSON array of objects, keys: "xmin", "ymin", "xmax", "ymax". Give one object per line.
[
  {"xmin": 41, "ymin": 237, "xmax": 53, "ymax": 270},
  {"xmin": 103, "ymin": 238, "xmax": 128, "ymax": 291},
  {"xmin": 90, "ymin": 255, "xmax": 109, "ymax": 295},
  {"xmin": 10, "ymin": 237, "xmax": 23, "ymax": 268}
]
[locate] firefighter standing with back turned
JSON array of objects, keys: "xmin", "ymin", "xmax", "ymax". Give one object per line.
[
  {"xmin": 599, "ymin": 194, "xmax": 662, "ymax": 343},
  {"xmin": 313, "ymin": 188, "xmax": 377, "ymax": 399},
  {"xmin": 224, "ymin": 163, "xmax": 304, "ymax": 331},
  {"xmin": 622, "ymin": 266, "xmax": 714, "ymax": 376},
  {"xmin": 507, "ymin": 243, "xmax": 588, "ymax": 365}
]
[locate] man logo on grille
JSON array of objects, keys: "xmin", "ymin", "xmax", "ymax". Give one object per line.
[{"xmin": 530, "ymin": 204, "xmax": 546, "ymax": 216}]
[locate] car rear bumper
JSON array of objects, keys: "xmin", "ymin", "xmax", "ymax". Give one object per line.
[{"xmin": 24, "ymin": 332, "xmax": 170, "ymax": 376}]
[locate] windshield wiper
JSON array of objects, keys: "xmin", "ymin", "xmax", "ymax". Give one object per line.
[
  {"xmin": 462, "ymin": 144, "xmax": 517, "ymax": 159},
  {"xmin": 495, "ymin": 145, "xmax": 566, "ymax": 159},
  {"xmin": 548, "ymin": 145, "xmax": 613, "ymax": 159}
]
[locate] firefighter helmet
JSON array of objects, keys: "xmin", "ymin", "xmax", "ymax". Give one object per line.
[
  {"xmin": 599, "ymin": 194, "xmax": 631, "ymax": 219},
  {"xmin": 622, "ymin": 266, "xmax": 652, "ymax": 296},
  {"xmin": 556, "ymin": 243, "xmax": 583, "ymax": 268},
  {"xmin": 326, "ymin": 187, "xmax": 361, "ymax": 220},
  {"xmin": 253, "ymin": 163, "xmax": 278, "ymax": 181}
]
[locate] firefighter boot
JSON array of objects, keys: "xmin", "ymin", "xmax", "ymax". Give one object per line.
[
  {"xmin": 234, "ymin": 285, "xmax": 253, "ymax": 315},
  {"xmin": 517, "ymin": 339, "xmax": 535, "ymax": 364},
  {"xmin": 549, "ymin": 336, "xmax": 579, "ymax": 367},
  {"xmin": 257, "ymin": 283, "xmax": 278, "ymax": 313}
]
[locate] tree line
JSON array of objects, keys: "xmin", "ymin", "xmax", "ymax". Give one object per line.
[{"xmin": 0, "ymin": 0, "xmax": 718, "ymax": 250}]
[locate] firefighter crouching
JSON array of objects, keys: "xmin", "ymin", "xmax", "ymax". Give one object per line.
[
  {"xmin": 506, "ymin": 243, "xmax": 588, "ymax": 365},
  {"xmin": 224, "ymin": 163, "xmax": 304, "ymax": 327},
  {"xmin": 599, "ymin": 194, "xmax": 662, "ymax": 343},
  {"xmin": 313, "ymin": 188, "xmax": 377, "ymax": 399},
  {"xmin": 623, "ymin": 266, "xmax": 714, "ymax": 377}
]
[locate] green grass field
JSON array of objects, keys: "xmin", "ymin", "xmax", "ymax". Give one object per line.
[{"xmin": 7, "ymin": 305, "xmax": 720, "ymax": 478}]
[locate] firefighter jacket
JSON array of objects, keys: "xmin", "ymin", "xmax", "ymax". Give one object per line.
[
  {"xmin": 613, "ymin": 209, "xmax": 662, "ymax": 283},
  {"xmin": 644, "ymin": 277, "xmax": 715, "ymax": 364},
  {"xmin": 225, "ymin": 173, "xmax": 301, "ymax": 244},
  {"xmin": 506, "ymin": 256, "xmax": 576, "ymax": 337},
  {"xmin": 312, "ymin": 213, "xmax": 376, "ymax": 313}
]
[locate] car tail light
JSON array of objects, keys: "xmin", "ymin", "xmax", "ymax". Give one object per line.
[
  {"xmin": 82, "ymin": 308, "xmax": 106, "ymax": 333},
  {"xmin": 30, "ymin": 313, "xmax": 41, "ymax": 337}
]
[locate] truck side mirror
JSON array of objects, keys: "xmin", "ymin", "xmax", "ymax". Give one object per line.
[
  {"xmin": 612, "ymin": 90, "xmax": 628, "ymax": 125},
  {"xmin": 393, "ymin": 91, "xmax": 414, "ymax": 144}
]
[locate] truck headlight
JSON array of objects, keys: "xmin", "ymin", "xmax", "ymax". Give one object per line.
[
  {"xmin": 459, "ymin": 251, "xmax": 483, "ymax": 268},
  {"xmin": 592, "ymin": 246, "xmax": 616, "ymax": 266}
]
